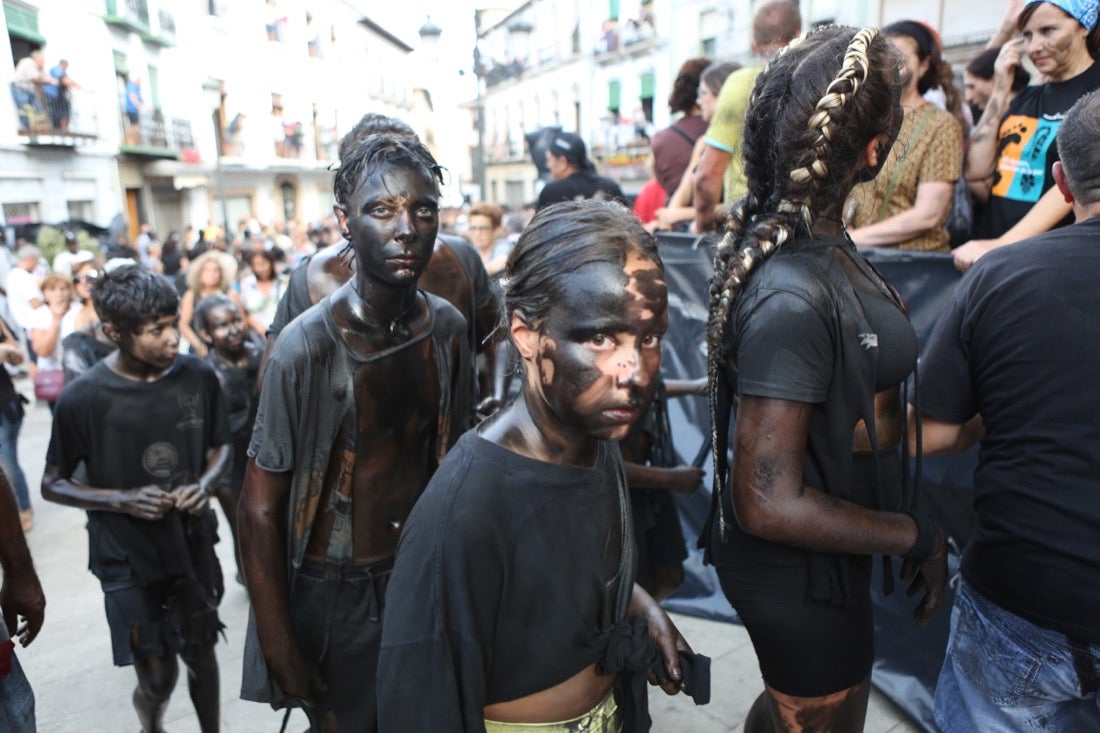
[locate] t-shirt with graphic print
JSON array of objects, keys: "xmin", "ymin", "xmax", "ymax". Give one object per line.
[
  {"xmin": 46, "ymin": 355, "xmax": 229, "ymax": 587},
  {"xmin": 975, "ymin": 60, "xmax": 1100, "ymax": 239}
]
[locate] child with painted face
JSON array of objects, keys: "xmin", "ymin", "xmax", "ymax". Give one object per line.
[
  {"xmin": 42, "ymin": 264, "xmax": 231, "ymax": 733},
  {"xmin": 379, "ymin": 199, "xmax": 702, "ymax": 733},
  {"xmin": 240, "ymin": 134, "xmax": 470, "ymax": 731},
  {"xmin": 197, "ymin": 293, "xmax": 261, "ymax": 583}
]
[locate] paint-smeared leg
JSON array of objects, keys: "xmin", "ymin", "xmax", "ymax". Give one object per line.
[
  {"xmin": 133, "ymin": 652, "xmax": 178, "ymax": 733},
  {"xmin": 763, "ymin": 677, "xmax": 871, "ymax": 733},
  {"xmin": 215, "ymin": 483, "xmax": 243, "ymax": 581},
  {"xmin": 181, "ymin": 647, "xmax": 220, "ymax": 733}
]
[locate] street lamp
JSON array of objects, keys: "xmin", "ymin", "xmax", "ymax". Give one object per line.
[
  {"xmin": 201, "ymin": 77, "xmax": 230, "ymax": 236},
  {"xmin": 471, "ymin": 9, "xmax": 533, "ymax": 202}
]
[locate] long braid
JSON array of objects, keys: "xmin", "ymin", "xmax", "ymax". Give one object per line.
[{"xmin": 706, "ymin": 26, "xmax": 886, "ymax": 540}]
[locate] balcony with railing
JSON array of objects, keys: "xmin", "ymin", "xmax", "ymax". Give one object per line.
[
  {"xmin": 119, "ymin": 106, "xmax": 194, "ymax": 158},
  {"xmin": 103, "ymin": 0, "xmax": 150, "ymax": 33},
  {"xmin": 13, "ymin": 88, "xmax": 99, "ymax": 145}
]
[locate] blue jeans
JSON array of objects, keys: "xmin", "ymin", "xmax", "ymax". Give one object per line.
[
  {"xmin": 9, "ymin": 84, "xmax": 40, "ymax": 129},
  {"xmin": 935, "ymin": 578, "xmax": 1100, "ymax": 732},
  {"xmin": 0, "ymin": 409, "xmax": 30, "ymax": 511}
]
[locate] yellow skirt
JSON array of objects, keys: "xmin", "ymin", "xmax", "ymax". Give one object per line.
[{"xmin": 484, "ymin": 689, "xmax": 621, "ymax": 733}]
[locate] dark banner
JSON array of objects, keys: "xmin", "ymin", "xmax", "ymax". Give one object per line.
[{"xmin": 654, "ymin": 233, "xmax": 975, "ymax": 733}]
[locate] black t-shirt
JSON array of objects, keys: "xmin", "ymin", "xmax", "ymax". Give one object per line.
[
  {"xmin": 205, "ymin": 343, "xmax": 261, "ymax": 489},
  {"xmin": 47, "ymin": 356, "xmax": 230, "ymax": 586},
  {"xmin": 265, "ymin": 256, "xmax": 313, "ymax": 344},
  {"xmin": 918, "ymin": 217, "xmax": 1100, "ymax": 642},
  {"xmin": 378, "ymin": 430, "xmax": 632, "ymax": 732},
  {"xmin": 536, "ymin": 171, "xmax": 627, "ymax": 210},
  {"xmin": 975, "ymin": 61, "xmax": 1100, "ymax": 239}
]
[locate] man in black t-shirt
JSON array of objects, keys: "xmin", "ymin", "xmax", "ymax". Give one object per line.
[
  {"xmin": 42, "ymin": 265, "xmax": 230, "ymax": 733},
  {"xmin": 536, "ymin": 132, "xmax": 627, "ymax": 210},
  {"xmin": 916, "ymin": 92, "xmax": 1100, "ymax": 732}
]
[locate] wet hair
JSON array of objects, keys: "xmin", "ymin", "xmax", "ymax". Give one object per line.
[
  {"xmin": 338, "ymin": 113, "xmax": 417, "ymax": 162},
  {"xmin": 669, "ymin": 57, "xmax": 711, "ymax": 113},
  {"xmin": 966, "ymin": 46, "xmax": 1030, "ymax": 93},
  {"xmin": 195, "ymin": 292, "xmax": 238, "ymax": 335},
  {"xmin": 884, "ymin": 21, "xmax": 966, "ymax": 130},
  {"xmin": 1019, "ymin": 2, "xmax": 1100, "ymax": 59},
  {"xmin": 706, "ymin": 26, "xmax": 903, "ymax": 496},
  {"xmin": 333, "ymin": 134, "xmax": 444, "ymax": 209},
  {"xmin": 701, "ymin": 61, "xmax": 743, "ymax": 96},
  {"xmin": 91, "ymin": 263, "xmax": 179, "ymax": 336},
  {"xmin": 1056, "ymin": 91, "xmax": 1100, "ymax": 203},
  {"xmin": 753, "ymin": 0, "xmax": 802, "ymax": 48},
  {"xmin": 502, "ymin": 199, "xmax": 661, "ymax": 329},
  {"xmin": 186, "ymin": 251, "xmax": 233, "ymax": 294},
  {"xmin": 469, "ymin": 202, "xmax": 504, "ymax": 229}
]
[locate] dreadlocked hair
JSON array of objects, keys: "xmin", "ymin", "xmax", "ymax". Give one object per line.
[{"xmin": 706, "ymin": 26, "xmax": 903, "ymax": 530}]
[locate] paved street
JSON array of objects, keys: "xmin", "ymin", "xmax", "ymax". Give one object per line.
[{"xmin": 12, "ymin": 387, "xmax": 919, "ymax": 732}]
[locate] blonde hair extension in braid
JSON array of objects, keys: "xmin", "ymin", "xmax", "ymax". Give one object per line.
[
  {"xmin": 706, "ymin": 25, "xmax": 894, "ymax": 542},
  {"xmin": 788, "ymin": 27, "xmax": 880, "ymax": 210}
]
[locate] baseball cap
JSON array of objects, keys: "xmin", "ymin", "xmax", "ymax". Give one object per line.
[{"xmin": 549, "ymin": 132, "xmax": 595, "ymax": 172}]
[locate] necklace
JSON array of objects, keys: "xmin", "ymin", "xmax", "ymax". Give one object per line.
[{"xmin": 362, "ymin": 291, "xmax": 421, "ymax": 340}]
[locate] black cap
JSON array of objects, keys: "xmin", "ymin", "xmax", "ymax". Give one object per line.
[{"xmin": 549, "ymin": 132, "xmax": 595, "ymax": 172}]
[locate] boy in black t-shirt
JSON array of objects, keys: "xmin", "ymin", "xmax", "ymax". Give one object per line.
[
  {"xmin": 197, "ymin": 293, "xmax": 261, "ymax": 583},
  {"xmin": 42, "ymin": 264, "xmax": 231, "ymax": 733}
]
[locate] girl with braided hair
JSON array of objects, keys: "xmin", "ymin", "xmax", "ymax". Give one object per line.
[{"xmin": 704, "ymin": 26, "xmax": 948, "ymax": 731}]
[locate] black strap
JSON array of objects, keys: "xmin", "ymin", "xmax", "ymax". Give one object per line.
[{"xmin": 668, "ymin": 123, "xmax": 700, "ymax": 147}]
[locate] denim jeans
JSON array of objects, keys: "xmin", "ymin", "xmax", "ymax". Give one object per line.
[
  {"xmin": 8, "ymin": 83, "xmax": 40, "ymax": 129},
  {"xmin": 0, "ymin": 409, "xmax": 30, "ymax": 511},
  {"xmin": 935, "ymin": 578, "xmax": 1100, "ymax": 732}
]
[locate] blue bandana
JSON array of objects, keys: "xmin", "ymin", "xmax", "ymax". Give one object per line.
[{"xmin": 1027, "ymin": 0, "xmax": 1100, "ymax": 31}]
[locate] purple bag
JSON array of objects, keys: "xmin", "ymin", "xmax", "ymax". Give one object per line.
[{"xmin": 33, "ymin": 368, "xmax": 64, "ymax": 402}]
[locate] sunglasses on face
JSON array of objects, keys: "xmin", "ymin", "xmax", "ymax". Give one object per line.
[{"xmin": 73, "ymin": 271, "xmax": 101, "ymax": 284}]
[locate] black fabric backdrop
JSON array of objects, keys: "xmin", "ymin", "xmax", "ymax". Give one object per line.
[{"xmin": 653, "ymin": 233, "xmax": 977, "ymax": 733}]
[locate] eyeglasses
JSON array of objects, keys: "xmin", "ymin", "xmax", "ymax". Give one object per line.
[{"xmin": 467, "ymin": 225, "xmax": 494, "ymax": 232}]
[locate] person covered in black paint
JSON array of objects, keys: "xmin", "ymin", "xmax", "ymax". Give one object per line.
[
  {"xmin": 379, "ymin": 199, "xmax": 706, "ymax": 733},
  {"xmin": 704, "ymin": 26, "xmax": 948, "ymax": 732}
]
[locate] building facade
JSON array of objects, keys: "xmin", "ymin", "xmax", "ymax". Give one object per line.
[
  {"xmin": 2, "ymin": 0, "xmax": 430, "ymax": 245},
  {"xmin": 470, "ymin": 0, "xmax": 1011, "ymax": 208}
]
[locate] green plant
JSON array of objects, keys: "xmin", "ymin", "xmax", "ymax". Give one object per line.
[{"xmin": 36, "ymin": 226, "xmax": 103, "ymax": 268}]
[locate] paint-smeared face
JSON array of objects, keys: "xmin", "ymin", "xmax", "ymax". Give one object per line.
[
  {"xmin": 335, "ymin": 164, "xmax": 439, "ymax": 287},
  {"xmin": 530, "ymin": 251, "xmax": 668, "ymax": 442},
  {"xmin": 122, "ymin": 313, "xmax": 180, "ymax": 370},
  {"xmin": 203, "ymin": 303, "xmax": 246, "ymax": 359},
  {"xmin": 1021, "ymin": 3, "xmax": 1090, "ymax": 81}
]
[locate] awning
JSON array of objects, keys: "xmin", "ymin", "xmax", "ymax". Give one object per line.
[{"xmin": 4, "ymin": 2, "xmax": 46, "ymax": 44}]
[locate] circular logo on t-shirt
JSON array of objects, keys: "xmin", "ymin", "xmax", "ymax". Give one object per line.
[{"xmin": 142, "ymin": 442, "xmax": 179, "ymax": 479}]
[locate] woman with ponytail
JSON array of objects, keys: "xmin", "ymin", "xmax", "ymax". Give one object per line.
[{"xmin": 705, "ymin": 26, "xmax": 947, "ymax": 731}]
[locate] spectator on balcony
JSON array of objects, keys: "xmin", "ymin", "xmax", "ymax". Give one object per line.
[
  {"xmin": 537, "ymin": 132, "xmax": 626, "ymax": 211},
  {"xmin": 44, "ymin": 59, "xmax": 78, "ymax": 132},
  {"xmin": 123, "ymin": 74, "xmax": 143, "ymax": 144},
  {"xmin": 10, "ymin": 50, "xmax": 53, "ymax": 131}
]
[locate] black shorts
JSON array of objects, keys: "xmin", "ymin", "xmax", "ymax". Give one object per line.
[
  {"xmin": 104, "ymin": 577, "xmax": 223, "ymax": 667},
  {"xmin": 289, "ymin": 556, "xmax": 393, "ymax": 731},
  {"xmin": 714, "ymin": 542, "xmax": 874, "ymax": 697}
]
